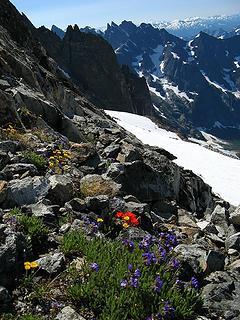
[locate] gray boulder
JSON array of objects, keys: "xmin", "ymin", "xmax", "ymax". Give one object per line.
[
  {"xmin": 102, "ymin": 144, "xmax": 120, "ymax": 158},
  {"xmin": 202, "ymin": 271, "xmax": 240, "ymax": 319},
  {"xmin": 29, "ymin": 199, "xmax": 57, "ymax": 223},
  {"xmin": 118, "ymin": 228, "xmax": 149, "ymax": 242},
  {"xmin": 210, "ymin": 204, "xmax": 229, "ymax": 239},
  {"xmin": 117, "ymin": 142, "xmax": 142, "ymax": 163},
  {"xmin": 59, "ymin": 223, "xmax": 71, "ymax": 234},
  {"xmin": 106, "ymin": 160, "xmax": 179, "ymax": 203},
  {"xmin": 151, "ymin": 200, "xmax": 178, "ymax": 221},
  {"xmin": 0, "ymin": 286, "xmax": 11, "ymax": 301},
  {"xmin": 230, "ymin": 206, "xmax": 240, "ymax": 225},
  {"xmin": 48, "ymin": 175, "xmax": 74, "ymax": 205},
  {"xmin": 80, "ymin": 174, "xmax": 121, "ymax": 198},
  {"xmin": 1, "ymin": 163, "xmax": 38, "ymax": 180},
  {"xmin": 206, "ymin": 250, "xmax": 225, "ymax": 273},
  {"xmin": 228, "ymin": 259, "xmax": 240, "ymax": 272},
  {"xmin": 85, "ymin": 195, "xmax": 109, "ymax": 211},
  {"xmin": 124, "ymin": 201, "xmax": 149, "ymax": 215},
  {"xmin": 109, "ymin": 197, "xmax": 126, "ymax": 212},
  {"xmin": 0, "ymin": 151, "xmax": 10, "ymax": 171},
  {"xmin": 225, "ymin": 232, "xmax": 240, "ymax": 251},
  {"xmin": 37, "ymin": 252, "xmax": 65, "ymax": 275},
  {"xmin": 56, "ymin": 306, "xmax": 86, "ymax": 320},
  {"xmin": 0, "ymin": 286, "xmax": 11, "ymax": 309},
  {"xmin": 0, "ymin": 141, "xmax": 19, "ymax": 153},
  {"xmin": 123, "ymin": 195, "xmax": 140, "ymax": 203},
  {"xmin": 0, "ymin": 232, "xmax": 26, "ymax": 288},
  {"xmin": 65, "ymin": 198, "xmax": 86, "ymax": 212},
  {"xmin": 174, "ymin": 244, "xmax": 207, "ymax": 273},
  {"xmin": 178, "ymin": 209, "xmax": 198, "ymax": 228},
  {"xmin": 3, "ymin": 176, "xmax": 49, "ymax": 208}
]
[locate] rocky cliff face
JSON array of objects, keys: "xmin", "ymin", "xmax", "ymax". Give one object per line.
[
  {"xmin": 0, "ymin": 1, "xmax": 239, "ymax": 319},
  {"xmin": 38, "ymin": 24, "xmax": 153, "ymax": 116}
]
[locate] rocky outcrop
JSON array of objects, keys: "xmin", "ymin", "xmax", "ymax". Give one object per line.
[{"xmin": 37, "ymin": 25, "xmax": 153, "ymax": 116}]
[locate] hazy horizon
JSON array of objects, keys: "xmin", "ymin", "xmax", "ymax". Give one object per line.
[{"xmin": 11, "ymin": 0, "xmax": 240, "ymax": 29}]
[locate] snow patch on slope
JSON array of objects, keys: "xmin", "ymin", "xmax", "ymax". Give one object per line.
[
  {"xmin": 201, "ymin": 70, "xmax": 240, "ymax": 98},
  {"xmin": 150, "ymin": 45, "xmax": 164, "ymax": 77},
  {"xmin": 161, "ymin": 79, "xmax": 194, "ymax": 102},
  {"xmin": 105, "ymin": 110, "xmax": 240, "ymax": 206}
]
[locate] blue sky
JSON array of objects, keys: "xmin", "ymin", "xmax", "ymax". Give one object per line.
[{"xmin": 11, "ymin": 0, "xmax": 240, "ymax": 29}]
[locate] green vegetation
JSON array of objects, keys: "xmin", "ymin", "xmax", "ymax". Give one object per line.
[
  {"xmin": 58, "ymin": 211, "xmax": 72, "ymax": 227},
  {"xmin": 17, "ymin": 214, "xmax": 49, "ymax": 242},
  {"xmin": 23, "ymin": 151, "xmax": 48, "ymax": 171},
  {"xmin": 8, "ymin": 208, "xmax": 49, "ymax": 252},
  {"xmin": 62, "ymin": 231, "xmax": 202, "ymax": 320},
  {"xmin": 19, "ymin": 315, "xmax": 44, "ymax": 320}
]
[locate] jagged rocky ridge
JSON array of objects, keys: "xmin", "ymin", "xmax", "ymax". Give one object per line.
[
  {"xmin": 51, "ymin": 20, "xmax": 240, "ymax": 140},
  {"xmin": 0, "ymin": 1, "xmax": 240, "ymax": 319},
  {"xmin": 102, "ymin": 21, "xmax": 240, "ymax": 139},
  {"xmin": 37, "ymin": 24, "xmax": 152, "ymax": 116}
]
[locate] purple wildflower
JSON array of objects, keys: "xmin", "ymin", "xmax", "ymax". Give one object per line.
[
  {"xmin": 152, "ymin": 254, "xmax": 157, "ymax": 264},
  {"xmin": 175, "ymin": 278, "xmax": 184, "ymax": 288},
  {"xmin": 166, "ymin": 233, "xmax": 178, "ymax": 248},
  {"xmin": 89, "ymin": 262, "xmax": 99, "ymax": 272},
  {"xmin": 130, "ymin": 276, "xmax": 139, "ymax": 288},
  {"xmin": 122, "ymin": 239, "xmax": 129, "ymax": 246},
  {"xmin": 170, "ymin": 258, "xmax": 180, "ymax": 270},
  {"xmin": 142, "ymin": 252, "xmax": 157, "ymax": 266},
  {"xmin": 142, "ymin": 252, "xmax": 151, "ymax": 266},
  {"xmin": 128, "ymin": 241, "xmax": 135, "ymax": 253},
  {"xmin": 128, "ymin": 264, "xmax": 133, "ymax": 271},
  {"xmin": 191, "ymin": 276, "xmax": 200, "ymax": 289},
  {"xmin": 155, "ymin": 275, "xmax": 163, "ymax": 293},
  {"xmin": 139, "ymin": 234, "xmax": 155, "ymax": 252},
  {"xmin": 134, "ymin": 268, "xmax": 141, "ymax": 278},
  {"xmin": 159, "ymin": 232, "xmax": 178, "ymax": 252},
  {"xmin": 6, "ymin": 216, "xmax": 17, "ymax": 225},
  {"xmin": 122, "ymin": 239, "xmax": 135, "ymax": 253},
  {"xmin": 120, "ymin": 279, "xmax": 128, "ymax": 288},
  {"xmin": 51, "ymin": 300, "xmax": 64, "ymax": 309},
  {"xmin": 163, "ymin": 302, "xmax": 175, "ymax": 319},
  {"xmin": 160, "ymin": 248, "xmax": 167, "ymax": 260}
]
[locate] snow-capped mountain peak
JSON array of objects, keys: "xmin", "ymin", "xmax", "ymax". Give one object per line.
[{"xmin": 151, "ymin": 14, "xmax": 240, "ymax": 39}]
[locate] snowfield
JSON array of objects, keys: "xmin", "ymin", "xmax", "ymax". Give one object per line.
[{"xmin": 105, "ymin": 111, "xmax": 240, "ymax": 206}]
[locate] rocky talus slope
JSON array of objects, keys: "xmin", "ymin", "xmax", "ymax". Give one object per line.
[{"xmin": 0, "ymin": 1, "xmax": 240, "ymax": 319}]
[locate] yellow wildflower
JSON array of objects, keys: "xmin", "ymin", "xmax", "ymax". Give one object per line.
[
  {"xmin": 64, "ymin": 154, "xmax": 71, "ymax": 159},
  {"xmin": 30, "ymin": 261, "xmax": 39, "ymax": 268},
  {"xmin": 24, "ymin": 262, "xmax": 31, "ymax": 270},
  {"xmin": 97, "ymin": 218, "xmax": 104, "ymax": 223},
  {"xmin": 123, "ymin": 216, "xmax": 130, "ymax": 221},
  {"xmin": 122, "ymin": 223, "xmax": 129, "ymax": 229},
  {"xmin": 24, "ymin": 261, "xmax": 39, "ymax": 270}
]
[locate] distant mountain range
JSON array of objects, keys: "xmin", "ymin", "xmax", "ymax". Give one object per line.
[
  {"xmin": 50, "ymin": 15, "xmax": 240, "ymax": 139},
  {"xmin": 151, "ymin": 14, "xmax": 240, "ymax": 39},
  {"xmin": 52, "ymin": 13, "xmax": 240, "ymax": 40}
]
